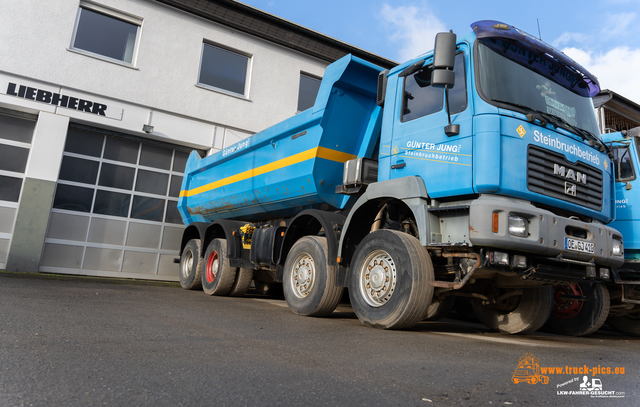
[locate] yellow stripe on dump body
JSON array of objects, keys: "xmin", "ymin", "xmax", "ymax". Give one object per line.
[{"xmin": 179, "ymin": 146, "xmax": 356, "ymax": 198}]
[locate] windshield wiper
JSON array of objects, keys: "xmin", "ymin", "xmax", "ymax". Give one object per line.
[
  {"xmin": 530, "ymin": 109, "xmax": 609, "ymax": 154},
  {"xmin": 490, "ymin": 99, "xmax": 549, "ymax": 126},
  {"xmin": 490, "ymin": 99, "xmax": 609, "ymax": 154}
]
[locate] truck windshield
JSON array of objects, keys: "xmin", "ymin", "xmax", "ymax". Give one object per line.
[{"xmin": 477, "ymin": 38, "xmax": 601, "ymax": 138}]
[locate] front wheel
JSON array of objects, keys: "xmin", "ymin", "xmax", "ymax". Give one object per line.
[
  {"xmin": 543, "ymin": 283, "xmax": 610, "ymax": 336},
  {"xmin": 471, "ymin": 286, "xmax": 553, "ymax": 334},
  {"xmin": 348, "ymin": 230, "xmax": 434, "ymax": 330},
  {"xmin": 283, "ymin": 236, "xmax": 343, "ymax": 317}
]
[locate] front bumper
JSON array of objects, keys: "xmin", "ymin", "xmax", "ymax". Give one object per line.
[{"xmin": 468, "ymin": 195, "xmax": 625, "ymax": 268}]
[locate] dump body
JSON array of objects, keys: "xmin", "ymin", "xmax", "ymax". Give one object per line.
[{"xmin": 178, "ymin": 55, "xmax": 382, "ymax": 225}]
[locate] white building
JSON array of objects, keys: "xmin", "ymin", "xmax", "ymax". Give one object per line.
[{"xmin": 0, "ymin": 0, "xmax": 394, "ymax": 280}]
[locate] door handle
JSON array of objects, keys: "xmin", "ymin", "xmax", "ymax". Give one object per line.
[{"xmin": 391, "ymin": 162, "xmax": 406, "ymax": 169}]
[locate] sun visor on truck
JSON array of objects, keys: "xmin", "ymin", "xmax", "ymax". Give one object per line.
[{"xmin": 471, "ymin": 20, "xmax": 600, "ymax": 97}]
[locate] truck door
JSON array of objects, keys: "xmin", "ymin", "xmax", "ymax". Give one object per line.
[
  {"xmin": 388, "ymin": 51, "xmax": 474, "ymax": 198},
  {"xmin": 612, "ymin": 139, "xmax": 639, "ymax": 250}
]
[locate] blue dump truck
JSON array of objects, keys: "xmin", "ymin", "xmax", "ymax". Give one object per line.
[
  {"xmin": 177, "ymin": 20, "xmax": 625, "ymax": 335},
  {"xmin": 541, "ymin": 129, "xmax": 640, "ymax": 337},
  {"xmin": 604, "ymin": 129, "xmax": 640, "ymax": 336}
]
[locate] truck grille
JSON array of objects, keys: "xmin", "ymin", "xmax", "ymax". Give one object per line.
[{"xmin": 527, "ymin": 145, "xmax": 603, "ymax": 211}]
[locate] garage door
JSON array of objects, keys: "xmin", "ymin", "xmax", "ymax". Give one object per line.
[
  {"xmin": 41, "ymin": 124, "xmax": 204, "ymax": 280},
  {"xmin": 0, "ymin": 111, "xmax": 36, "ymax": 269}
]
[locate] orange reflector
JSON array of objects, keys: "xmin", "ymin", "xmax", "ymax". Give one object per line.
[
  {"xmin": 281, "ymin": 231, "xmax": 285, "ymax": 237},
  {"xmin": 336, "ymin": 257, "xmax": 341, "ymax": 263},
  {"xmin": 492, "ymin": 213, "xmax": 499, "ymax": 233}
]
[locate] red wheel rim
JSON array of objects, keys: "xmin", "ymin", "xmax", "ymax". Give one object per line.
[
  {"xmin": 551, "ymin": 284, "xmax": 583, "ymax": 319},
  {"xmin": 206, "ymin": 251, "xmax": 219, "ymax": 284}
]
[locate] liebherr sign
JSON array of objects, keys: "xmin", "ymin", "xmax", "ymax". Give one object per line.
[{"xmin": 1, "ymin": 81, "xmax": 123, "ymax": 120}]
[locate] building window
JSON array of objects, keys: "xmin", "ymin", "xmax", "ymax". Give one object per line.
[
  {"xmin": 298, "ymin": 74, "xmax": 321, "ymax": 112},
  {"xmin": 71, "ymin": 3, "xmax": 141, "ymax": 65},
  {"xmin": 198, "ymin": 43, "xmax": 250, "ymax": 96}
]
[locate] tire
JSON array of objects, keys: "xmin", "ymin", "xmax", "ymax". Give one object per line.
[
  {"xmin": 283, "ymin": 236, "xmax": 343, "ymax": 317},
  {"xmin": 348, "ymin": 230, "xmax": 434, "ymax": 330},
  {"xmin": 543, "ymin": 283, "xmax": 610, "ymax": 336},
  {"xmin": 228, "ymin": 268, "xmax": 253, "ymax": 297},
  {"xmin": 179, "ymin": 239, "xmax": 203, "ymax": 290},
  {"xmin": 424, "ymin": 295, "xmax": 455, "ymax": 321},
  {"xmin": 471, "ymin": 286, "xmax": 553, "ymax": 334},
  {"xmin": 202, "ymin": 239, "xmax": 237, "ymax": 296},
  {"xmin": 607, "ymin": 311, "xmax": 640, "ymax": 337}
]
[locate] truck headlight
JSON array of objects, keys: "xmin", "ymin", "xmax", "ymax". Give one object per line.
[
  {"xmin": 612, "ymin": 239, "xmax": 623, "ymax": 256},
  {"xmin": 489, "ymin": 251, "xmax": 509, "ymax": 266},
  {"xmin": 508, "ymin": 214, "xmax": 528, "ymax": 237}
]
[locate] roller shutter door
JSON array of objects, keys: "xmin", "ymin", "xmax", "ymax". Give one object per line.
[{"xmin": 41, "ymin": 124, "xmax": 204, "ymax": 280}]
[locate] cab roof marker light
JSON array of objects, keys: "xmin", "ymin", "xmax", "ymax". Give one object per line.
[{"xmin": 493, "ymin": 23, "xmax": 510, "ymax": 30}]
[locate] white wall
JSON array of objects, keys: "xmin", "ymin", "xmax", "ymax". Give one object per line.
[{"xmin": 0, "ymin": 0, "xmax": 328, "ymax": 137}]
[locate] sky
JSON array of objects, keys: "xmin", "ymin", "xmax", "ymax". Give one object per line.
[{"xmin": 239, "ymin": 0, "xmax": 640, "ymax": 102}]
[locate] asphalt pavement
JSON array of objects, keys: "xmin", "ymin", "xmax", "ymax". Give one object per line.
[{"xmin": 1, "ymin": 272, "xmax": 638, "ymax": 406}]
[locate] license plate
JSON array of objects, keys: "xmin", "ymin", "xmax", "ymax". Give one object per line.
[{"xmin": 565, "ymin": 237, "xmax": 594, "ymax": 254}]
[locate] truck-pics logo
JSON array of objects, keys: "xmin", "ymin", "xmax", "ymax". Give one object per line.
[
  {"xmin": 511, "ymin": 354, "xmax": 627, "ymax": 398},
  {"xmin": 512, "ymin": 353, "xmax": 549, "ymax": 384}
]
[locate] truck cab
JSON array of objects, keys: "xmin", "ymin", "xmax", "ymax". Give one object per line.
[{"xmin": 602, "ymin": 128, "xmax": 640, "ymax": 336}]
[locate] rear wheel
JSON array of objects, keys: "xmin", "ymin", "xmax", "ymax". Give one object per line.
[
  {"xmin": 471, "ymin": 286, "xmax": 553, "ymax": 334},
  {"xmin": 424, "ymin": 295, "xmax": 455, "ymax": 321},
  {"xmin": 348, "ymin": 230, "xmax": 433, "ymax": 330},
  {"xmin": 202, "ymin": 239, "xmax": 236, "ymax": 296},
  {"xmin": 228, "ymin": 268, "xmax": 253, "ymax": 297},
  {"xmin": 543, "ymin": 283, "xmax": 609, "ymax": 336},
  {"xmin": 283, "ymin": 236, "xmax": 343, "ymax": 317},
  {"xmin": 179, "ymin": 239, "xmax": 203, "ymax": 290}
]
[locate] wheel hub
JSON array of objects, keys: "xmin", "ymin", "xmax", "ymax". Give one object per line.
[
  {"xmin": 206, "ymin": 251, "xmax": 219, "ymax": 284},
  {"xmin": 552, "ymin": 284, "xmax": 583, "ymax": 319},
  {"xmin": 360, "ymin": 250, "xmax": 396, "ymax": 307},
  {"xmin": 291, "ymin": 253, "xmax": 315, "ymax": 299},
  {"xmin": 181, "ymin": 250, "xmax": 194, "ymax": 278}
]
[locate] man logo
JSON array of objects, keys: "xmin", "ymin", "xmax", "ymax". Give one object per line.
[
  {"xmin": 565, "ymin": 182, "xmax": 577, "ymax": 196},
  {"xmin": 554, "ymin": 164, "xmax": 587, "ymax": 185}
]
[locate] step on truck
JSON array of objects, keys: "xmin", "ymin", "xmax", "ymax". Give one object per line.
[{"xmin": 177, "ymin": 20, "xmax": 625, "ymax": 334}]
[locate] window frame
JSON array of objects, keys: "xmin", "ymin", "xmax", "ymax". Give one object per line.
[
  {"xmin": 400, "ymin": 52, "xmax": 467, "ymax": 123},
  {"xmin": 297, "ymin": 73, "xmax": 322, "ymax": 112},
  {"xmin": 69, "ymin": 1, "xmax": 143, "ymax": 68},
  {"xmin": 196, "ymin": 42, "xmax": 253, "ymax": 99},
  {"xmin": 612, "ymin": 142, "xmax": 637, "ymax": 182}
]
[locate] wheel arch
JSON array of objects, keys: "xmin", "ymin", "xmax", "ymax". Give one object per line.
[
  {"xmin": 180, "ymin": 222, "xmax": 209, "ymax": 256},
  {"xmin": 202, "ymin": 219, "xmax": 248, "ymax": 259},
  {"xmin": 274, "ymin": 209, "xmax": 346, "ymax": 282},
  {"xmin": 338, "ymin": 176, "xmax": 431, "ymax": 268}
]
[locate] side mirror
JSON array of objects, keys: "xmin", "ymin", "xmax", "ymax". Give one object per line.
[
  {"xmin": 431, "ymin": 31, "xmax": 459, "ymax": 136},
  {"xmin": 431, "ymin": 32, "xmax": 457, "ymax": 88}
]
